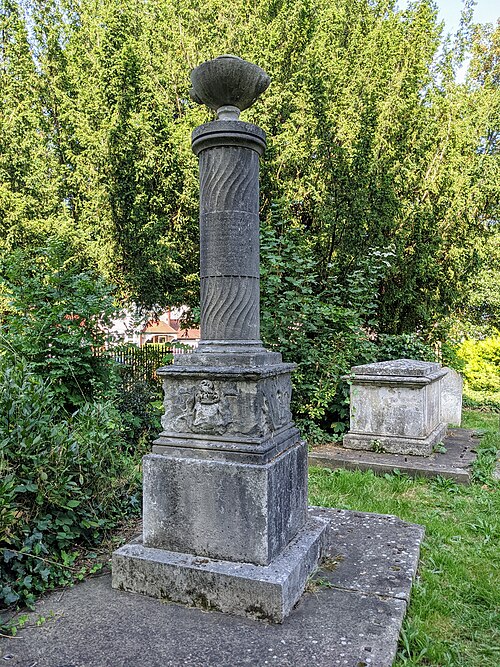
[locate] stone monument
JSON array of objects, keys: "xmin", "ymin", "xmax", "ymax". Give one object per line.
[
  {"xmin": 343, "ymin": 359, "xmax": 448, "ymax": 456},
  {"xmin": 440, "ymin": 367, "xmax": 463, "ymax": 426},
  {"xmin": 112, "ymin": 55, "xmax": 327, "ymax": 621}
]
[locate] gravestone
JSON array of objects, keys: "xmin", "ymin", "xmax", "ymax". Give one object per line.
[
  {"xmin": 112, "ymin": 55, "xmax": 327, "ymax": 621},
  {"xmin": 440, "ymin": 367, "xmax": 463, "ymax": 426},
  {"xmin": 343, "ymin": 359, "xmax": 448, "ymax": 456}
]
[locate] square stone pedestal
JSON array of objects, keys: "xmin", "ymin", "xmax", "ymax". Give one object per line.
[
  {"xmin": 112, "ymin": 358, "xmax": 321, "ymax": 621},
  {"xmin": 343, "ymin": 359, "xmax": 448, "ymax": 456},
  {"xmin": 146, "ymin": 361, "xmax": 308, "ymax": 565},
  {"xmin": 143, "ymin": 439, "xmax": 308, "ymax": 565}
]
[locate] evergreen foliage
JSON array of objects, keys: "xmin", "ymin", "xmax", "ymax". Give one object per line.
[
  {"xmin": 0, "ymin": 0, "xmax": 497, "ymax": 329},
  {"xmin": 1, "ymin": 0, "xmax": 497, "ymax": 434}
]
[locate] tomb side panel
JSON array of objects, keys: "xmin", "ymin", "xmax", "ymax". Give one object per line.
[{"xmin": 350, "ymin": 383, "xmax": 426, "ymax": 439}]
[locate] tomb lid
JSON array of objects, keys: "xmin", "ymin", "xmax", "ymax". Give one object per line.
[{"xmin": 351, "ymin": 358, "xmax": 442, "ymax": 377}]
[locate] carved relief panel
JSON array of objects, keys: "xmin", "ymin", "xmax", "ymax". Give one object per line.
[{"xmin": 160, "ymin": 372, "xmax": 294, "ymax": 439}]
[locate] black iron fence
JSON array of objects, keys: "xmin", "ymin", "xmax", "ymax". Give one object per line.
[
  {"xmin": 111, "ymin": 344, "xmax": 173, "ymax": 383},
  {"xmin": 96, "ymin": 343, "xmax": 192, "ymax": 392}
]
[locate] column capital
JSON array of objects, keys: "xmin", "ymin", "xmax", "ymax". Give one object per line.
[{"xmin": 192, "ymin": 120, "xmax": 266, "ymax": 156}]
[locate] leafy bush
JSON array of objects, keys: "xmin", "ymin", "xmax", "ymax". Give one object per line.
[
  {"xmin": 0, "ymin": 240, "xmax": 120, "ymax": 412},
  {"xmin": 456, "ymin": 337, "xmax": 500, "ymax": 409},
  {"xmin": 116, "ymin": 379, "xmax": 163, "ymax": 448},
  {"xmin": 457, "ymin": 337, "xmax": 500, "ymax": 393},
  {"xmin": 260, "ymin": 220, "xmax": 392, "ymax": 441},
  {"xmin": 0, "ymin": 359, "xmax": 143, "ymax": 611},
  {"xmin": 0, "ymin": 243, "xmax": 153, "ymax": 620},
  {"xmin": 106, "ymin": 344, "xmax": 173, "ymax": 446},
  {"xmin": 260, "ymin": 217, "xmax": 445, "ymax": 440},
  {"xmin": 375, "ymin": 333, "xmax": 435, "ymax": 363}
]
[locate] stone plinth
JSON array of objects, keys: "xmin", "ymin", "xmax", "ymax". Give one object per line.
[
  {"xmin": 113, "ymin": 357, "xmax": 318, "ymax": 620},
  {"xmin": 440, "ymin": 367, "xmax": 463, "ymax": 426},
  {"xmin": 113, "ymin": 515, "xmax": 327, "ymax": 623},
  {"xmin": 343, "ymin": 359, "xmax": 448, "ymax": 456},
  {"xmin": 146, "ymin": 361, "xmax": 309, "ymax": 566},
  {"xmin": 158, "ymin": 364, "xmax": 295, "ymax": 448}
]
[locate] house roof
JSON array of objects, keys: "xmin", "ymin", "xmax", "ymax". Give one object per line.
[
  {"xmin": 142, "ymin": 320, "xmax": 179, "ymax": 335},
  {"xmin": 177, "ymin": 327, "xmax": 201, "ymax": 340}
]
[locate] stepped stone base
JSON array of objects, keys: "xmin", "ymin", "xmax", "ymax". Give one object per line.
[
  {"xmin": 343, "ymin": 421, "xmax": 448, "ymax": 456},
  {"xmin": 112, "ymin": 517, "xmax": 328, "ymax": 623}
]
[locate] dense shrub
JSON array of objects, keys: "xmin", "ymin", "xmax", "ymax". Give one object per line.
[
  {"xmin": 116, "ymin": 379, "xmax": 163, "ymax": 448},
  {"xmin": 107, "ymin": 344, "xmax": 174, "ymax": 446},
  {"xmin": 456, "ymin": 337, "xmax": 500, "ymax": 409},
  {"xmin": 0, "ymin": 359, "xmax": 143, "ymax": 610},
  {"xmin": 457, "ymin": 337, "xmax": 500, "ymax": 393},
  {"xmin": 1, "ymin": 239, "xmax": 166, "ymax": 443},
  {"xmin": 374, "ymin": 333, "xmax": 435, "ymax": 363},
  {"xmin": 260, "ymin": 219, "xmax": 440, "ymax": 440},
  {"xmin": 260, "ymin": 221, "xmax": 388, "ymax": 440},
  {"xmin": 0, "ymin": 242, "xmax": 154, "ymax": 618},
  {"xmin": 0, "ymin": 241, "xmax": 120, "ymax": 412}
]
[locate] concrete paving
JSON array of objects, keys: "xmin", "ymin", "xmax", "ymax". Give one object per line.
[
  {"xmin": 1, "ymin": 508, "xmax": 424, "ymax": 667},
  {"xmin": 309, "ymin": 428, "xmax": 478, "ymax": 483}
]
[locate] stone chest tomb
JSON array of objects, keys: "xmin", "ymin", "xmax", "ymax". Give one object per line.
[{"xmin": 343, "ymin": 359, "xmax": 448, "ymax": 456}]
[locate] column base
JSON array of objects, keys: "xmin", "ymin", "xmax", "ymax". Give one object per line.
[
  {"xmin": 142, "ymin": 437, "xmax": 308, "ymax": 565},
  {"xmin": 112, "ymin": 516, "xmax": 327, "ymax": 623},
  {"xmin": 171, "ymin": 342, "xmax": 283, "ymax": 367}
]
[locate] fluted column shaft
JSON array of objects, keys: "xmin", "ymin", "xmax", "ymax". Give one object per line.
[{"xmin": 192, "ymin": 120, "xmax": 266, "ymax": 345}]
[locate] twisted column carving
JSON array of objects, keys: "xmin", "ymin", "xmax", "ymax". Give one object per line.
[{"xmin": 192, "ymin": 121, "xmax": 265, "ymax": 344}]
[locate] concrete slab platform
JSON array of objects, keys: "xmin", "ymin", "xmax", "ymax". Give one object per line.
[
  {"xmin": 2, "ymin": 507, "xmax": 424, "ymax": 667},
  {"xmin": 310, "ymin": 428, "xmax": 479, "ymax": 483},
  {"xmin": 310, "ymin": 508, "xmax": 424, "ymax": 601}
]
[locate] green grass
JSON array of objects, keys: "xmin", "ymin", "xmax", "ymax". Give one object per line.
[{"xmin": 308, "ymin": 410, "xmax": 500, "ymax": 667}]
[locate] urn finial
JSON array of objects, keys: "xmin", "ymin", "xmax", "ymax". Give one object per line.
[{"xmin": 189, "ymin": 55, "xmax": 270, "ymax": 120}]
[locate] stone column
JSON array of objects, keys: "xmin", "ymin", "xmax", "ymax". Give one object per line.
[
  {"xmin": 193, "ymin": 120, "xmax": 265, "ymax": 347},
  {"xmin": 112, "ymin": 55, "xmax": 327, "ymax": 623}
]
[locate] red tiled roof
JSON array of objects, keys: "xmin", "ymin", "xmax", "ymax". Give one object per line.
[
  {"xmin": 177, "ymin": 328, "xmax": 201, "ymax": 339},
  {"xmin": 142, "ymin": 320, "xmax": 179, "ymax": 334}
]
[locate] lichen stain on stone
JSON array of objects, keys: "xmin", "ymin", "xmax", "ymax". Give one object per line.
[{"xmin": 186, "ymin": 590, "xmax": 218, "ymax": 612}]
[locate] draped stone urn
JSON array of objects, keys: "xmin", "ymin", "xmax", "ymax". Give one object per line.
[{"xmin": 112, "ymin": 55, "xmax": 327, "ymax": 622}]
